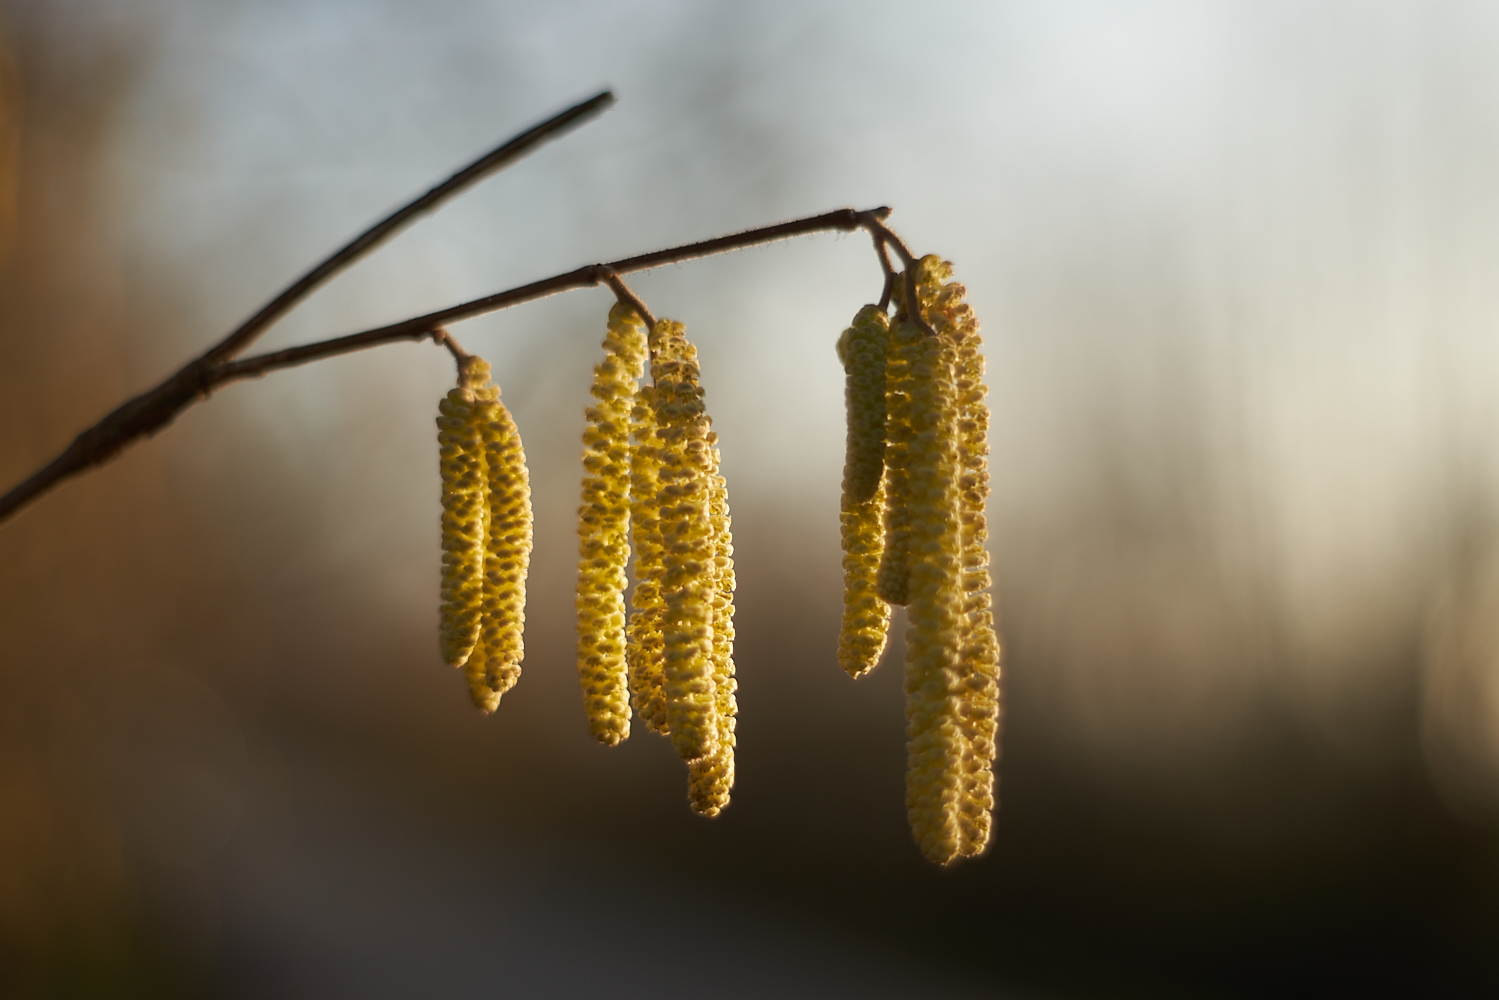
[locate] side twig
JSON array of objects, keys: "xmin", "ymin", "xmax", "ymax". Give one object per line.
[
  {"xmin": 0, "ymin": 93, "xmax": 614, "ymax": 526},
  {"xmin": 0, "ymin": 204, "xmax": 897, "ymax": 528}
]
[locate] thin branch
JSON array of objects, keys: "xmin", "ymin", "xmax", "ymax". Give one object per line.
[
  {"xmin": 205, "ymin": 90, "xmax": 615, "ymax": 366},
  {"xmin": 0, "ymin": 205, "xmax": 895, "ymax": 527},
  {"xmin": 0, "ymin": 95, "xmax": 614, "ymax": 527},
  {"xmin": 871, "ymin": 233, "xmax": 896, "ymax": 312},
  {"xmin": 598, "ymin": 270, "xmax": 657, "ymax": 331}
]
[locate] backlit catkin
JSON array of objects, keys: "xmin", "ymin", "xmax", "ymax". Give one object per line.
[
  {"xmin": 577, "ymin": 304, "xmax": 649, "ymax": 744},
  {"xmin": 688, "ymin": 436, "xmax": 736, "ymax": 815},
  {"xmin": 467, "ymin": 377, "xmax": 533, "ymax": 713},
  {"xmin": 914, "ymin": 256, "xmax": 1001, "ymax": 858},
  {"xmin": 876, "ymin": 300, "xmax": 917, "ymax": 607},
  {"xmin": 626, "ymin": 380, "xmax": 668, "ymax": 734},
  {"xmin": 437, "ymin": 361, "xmax": 489, "ymax": 668},
  {"xmin": 836, "ymin": 305, "xmax": 893, "ymax": 677},
  {"xmin": 899, "ymin": 309, "xmax": 966, "ymax": 866},
  {"xmin": 649, "ymin": 320, "xmax": 721, "ymax": 764}
]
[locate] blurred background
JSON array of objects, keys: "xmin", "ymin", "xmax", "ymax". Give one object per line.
[{"xmin": 3, "ymin": 0, "xmax": 1499, "ymax": 995}]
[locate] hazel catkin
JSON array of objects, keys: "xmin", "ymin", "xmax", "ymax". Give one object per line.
[
  {"xmin": 688, "ymin": 435, "xmax": 737, "ymax": 815},
  {"xmin": 576, "ymin": 304, "xmax": 649, "ymax": 744},
  {"xmin": 466, "ymin": 382, "xmax": 532, "ymax": 713},
  {"xmin": 626, "ymin": 380, "xmax": 669, "ymax": 734},
  {"xmin": 437, "ymin": 360, "xmax": 489, "ymax": 668},
  {"xmin": 836, "ymin": 305, "xmax": 893, "ymax": 678},
  {"xmin": 876, "ymin": 303, "xmax": 918, "ymax": 607},
  {"xmin": 913, "ymin": 256, "xmax": 1001, "ymax": 858},
  {"xmin": 898, "ymin": 314, "xmax": 966, "ymax": 866},
  {"xmin": 649, "ymin": 319, "xmax": 721, "ymax": 764}
]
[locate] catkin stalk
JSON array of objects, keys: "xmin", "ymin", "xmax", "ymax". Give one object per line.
[
  {"xmin": 577, "ymin": 304, "xmax": 649, "ymax": 744},
  {"xmin": 837, "ymin": 305, "xmax": 894, "ymax": 677}
]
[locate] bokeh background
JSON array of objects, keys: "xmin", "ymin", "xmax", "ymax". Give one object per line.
[{"xmin": 4, "ymin": 0, "xmax": 1499, "ymax": 996}]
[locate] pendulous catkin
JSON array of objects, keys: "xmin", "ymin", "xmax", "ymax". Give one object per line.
[
  {"xmin": 577, "ymin": 304, "xmax": 649, "ymax": 744},
  {"xmin": 437, "ymin": 359, "xmax": 489, "ymax": 668},
  {"xmin": 436, "ymin": 355, "xmax": 533, "ymax": 713},
  {"xmin": 876, "ymin": 302, "xmax": 918, "ymax": 607},
  {"xmin": 836, "ymin": 305, "xmax": 894, "ymax": 678},
  {"xmin": 649, "ymin": 319, "xmax": 722, "ymax": 764},
  {"xmin": 913, "ymin": 256, "xmax": 1001, "ymax": 859},
  {"xmin": 626, "ymin": 378, "xmax": 668, "ymax": 734},
  {"xmin": 688, "ymin": 433, "xmax": 737, "ymax": 815},
  {"xmin": 897, "ymin": 311, "xmax": 966, "ymax": 865}
]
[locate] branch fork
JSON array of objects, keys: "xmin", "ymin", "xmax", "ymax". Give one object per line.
[{"xmin": 0, "ymin": 92, "xmax": 919, "ymax": 527}]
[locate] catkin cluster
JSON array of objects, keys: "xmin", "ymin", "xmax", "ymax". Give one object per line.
[
  {"xmin": 576, "ymin": 310, "xmax": 737, "ymax": 816},
  {"xmin": 839, "ymin": 257, "xmax": 1000, "ymax": 865},
  {"xmin": 436, "ymin": 355, "xmax": 533, "ymax": 713}
]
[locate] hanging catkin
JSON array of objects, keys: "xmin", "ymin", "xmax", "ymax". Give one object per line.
[
  {"xmin": 577, "ymin": 304, "xmax": 649, "ymax": 744},
  {"xmin": 688, "ymin": 434, "xmax": 737, "ymax": 815},
  {"xmin": 649, "ymin": 320, "xmax": 721, "ymax": 763},
  {"xmin": 836, "ymin": 305, "xmax": 893, "ymax": 678},
  {"xmin": 876, "ymin": 295, "xmax": 918, "ymax": 607},
  {"xmin": 467, "ymin": 374, "xmax": 533, "ymax": 713},
  {"xmin": 436, "ymin": 359, "xmax": 489, "ymax": 668},
  {"xmin": 897, "ymin": 303, "xmax": 966, "ymax": 866},
  {"xmin": 914, "ymin": 256, "xmax": 1001, "ymax": 858},
  {"xmin": 626, "ymin": 377, "xmax": 669, "ymax": 735}
]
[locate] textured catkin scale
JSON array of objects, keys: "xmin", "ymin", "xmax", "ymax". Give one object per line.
[
  {"xmin": 900, "ymin": 314, "xmax": 966, "ymax": 866},
  {"xmin": 577, "ymin": 304, "xmax": 649, "ymax": 745},
  {"xmin": 437, "ymin": 378, "xmax": 487, "ymax": 668},
  {"xmin": 466, "ymin": 377, "xmax": 533, "ymax": 714},
  {"xmin": 837, "ymin": 305, "xmax": 894, "ymax": 678},
  {"xmin": 837, "ymin": 305, "xmax": 891, "ymax": 504},
  {"xmin": 839, "ymin": 483, "xmax": 892, "ymax": 679},
  {"xmin": 650, "ymin": 320, "xmax": 721, "ymax": 764},
  {"xmin": 626, "ymin": 381, "xmax": 668, "ymax": 734},
  {"xmin": 913, "ymin": 256, "xmax": 1002, "ymax": 858},
  {"xmin": 877, "ymin": 308, "xmax": 918, "ymax": 607},
  {"xmin": 689, "ymin": 438, "xmax": 737, "ymax": 816}
]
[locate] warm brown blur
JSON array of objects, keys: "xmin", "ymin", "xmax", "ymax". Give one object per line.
[{"xmin": 4, "ymin": 3, "xmax": 1499, "ymax": 999}]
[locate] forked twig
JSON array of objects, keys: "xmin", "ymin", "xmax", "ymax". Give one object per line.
[{"xmin": 0, "ymin": 94, "xmax": 910, "ymax": 529}]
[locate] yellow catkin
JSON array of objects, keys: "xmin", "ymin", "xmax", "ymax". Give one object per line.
[
  {"xmin": 577, "ymin": 304, "xmax": 649, "ymax": 744},
  {"xmin": 836, "ymin": 305, "xmax": 891, "ymax": 504},
  {"xmin": 688, "ymin": 436, "xmax": 736, "ymax": 815},
  {"xmin": 836, "ymin": 305, "xmax": 894, "ymax": 677},
  {"xmin": 650, "ymin": 319, "xmax": 720, "ymax": 763},
  {"xmin": 899, "ymin": 311, "xmax": 966, "ymax": 866},
  {"xmin": 464, "ymin": 372, "xmax": 533, "ymax": 713},
  {"xmin": 877, "ymin": 299, "xmax": 918, "ymax": 607},
  {"xmin": 437, "ymin": 363, "xmax": 488, "ymax": 668},
  {"xmin": 626, "ymin": 380, "xmax": 669, "ymax": 734},
  {"xmin": 914, "ymin": 257, "xmax": 1001, "ymax": 858}
]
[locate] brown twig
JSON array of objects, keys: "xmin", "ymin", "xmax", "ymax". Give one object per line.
[
  {"xmin": 0, "ymin": 203, "xmax": 898, "ymax": 527},
  {"xmin": 206, "ymin": 90, "xmax": 614, "ymax": 366},
  {"xmin": 872, "ymin": 233, "xmax": 897, "ymax": 312},
  {"xmin": 0, "ymin": 93, "xmax": 614, "ymax": 526},
  {"xmin": 596, "ymin": 269, "xmax": 657, "ymax": 330},
  {"xmin": 857, "ymin": 211, "xmax": 934, "ymax": 338}
]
